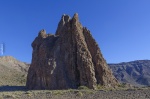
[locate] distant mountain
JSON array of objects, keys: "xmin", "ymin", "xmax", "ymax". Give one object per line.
[
  {"xmin": 109, "ymin": 60, "xmax": 150, "ymax": 87},
  {"xmin": 0, "ymin": 56, "xmax": 29, "ymax": 86}
]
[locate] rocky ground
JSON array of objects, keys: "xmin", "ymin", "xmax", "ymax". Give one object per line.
[{"xmin": 0, "ymin": 87, "xmax": 150, "ymax": 99}]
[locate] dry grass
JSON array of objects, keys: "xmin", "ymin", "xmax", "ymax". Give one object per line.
[{"xmin": 0, "ymin": 88, "xmax": 150, "ymax": 99}]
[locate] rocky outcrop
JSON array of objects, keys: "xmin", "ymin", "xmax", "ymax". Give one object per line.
[{"xmin": 26, "ymin": 13, "xmax": 118, "ymax": 90}]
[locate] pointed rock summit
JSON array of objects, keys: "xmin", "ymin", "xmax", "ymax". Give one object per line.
[{"xmin": 26, "ymin": 13, "xmax": 118, "ymax": 90}]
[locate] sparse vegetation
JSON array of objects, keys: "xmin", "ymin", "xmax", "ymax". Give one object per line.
[
  {"xmin": 97, "ymin": 84, "xmax": 104, "ymax": 90},
  {"xmin": 118, "ymin": 83, "xmax": 126, "ymax": 88},
  {"xmin": 52, "ymin": 90, "xmax": 64, "ymax": 95},
  {"xmin": 78, "ymin": 86, "xmax": 89, "ymax": 90},
  {"xmin": 3, "ymin": 94, "xmax": 15, "ymax": 98},
  {"xmin": 0, "ymin": 88, "xmax": 149, "ymax": 99},
  {"xmin": 76, "ymin": 91, "xmax": 83, "ymax": 97}
]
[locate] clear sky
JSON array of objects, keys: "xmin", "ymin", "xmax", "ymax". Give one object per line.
[{"xmin": 0, "ymin": 0, "xmax": 150, "ymax": 63}]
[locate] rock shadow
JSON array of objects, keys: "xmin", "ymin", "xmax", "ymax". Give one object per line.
[{"xmin": 0, "ymin": 85, "xmax": 28, "ymax": 92}]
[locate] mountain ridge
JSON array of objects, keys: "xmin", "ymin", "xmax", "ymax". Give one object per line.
[{"xmin": 109, "ymin": 60, "xmax": 150, "ymax": 87}]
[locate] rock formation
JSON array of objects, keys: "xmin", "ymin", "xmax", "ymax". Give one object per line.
[{"xmin": 26, "ymin": 13, "xmax": 118, "ymax": 90}]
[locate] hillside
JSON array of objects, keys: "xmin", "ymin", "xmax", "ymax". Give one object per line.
[
  {"xmin": 109, "ymin": 60, "xmax": 150, "ymax": 87},
  {"xmin": 0, "ymin": 56, "xmax": 29, "ymax": 86}
]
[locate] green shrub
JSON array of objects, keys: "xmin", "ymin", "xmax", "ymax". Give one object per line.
[
  {"xmin": 76, "ymin": 91, "xmax": 83, "ymax": 97},
  {"xmin": 53, "ymin": 91, "xmax": 63, "ymax": 95},
  {"xmin": 3, "ymin": 94, "xmax": 15, "ymax": 98},
  {"xmin": 118, "ymin": 83, "xmax": 126, "ymax": 88},
  {"xmin": 78, "ymin": 86, "xmax": 89, "ymax": 90},
  {"xmin": 97, "ymin": 84, "xmax": 104, "ymax": 90}
]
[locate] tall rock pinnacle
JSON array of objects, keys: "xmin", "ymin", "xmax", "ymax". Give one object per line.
[{"xmin": 26, "ymin": 13, "xmax": 118, "ymax": 90}]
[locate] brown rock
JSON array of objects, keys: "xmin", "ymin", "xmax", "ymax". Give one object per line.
[{"xmin": 26, "ymin": 13, "xmax": 118, "ymax": 90}]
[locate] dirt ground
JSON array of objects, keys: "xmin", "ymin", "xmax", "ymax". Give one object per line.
[{"xmin": 0, "ymin": 86, "xmax": 150, "ymax": 99}]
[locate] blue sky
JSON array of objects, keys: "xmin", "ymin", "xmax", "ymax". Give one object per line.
[{"xmin": 0, "ymin": 0, "xmax": 150, "ymax": 63}]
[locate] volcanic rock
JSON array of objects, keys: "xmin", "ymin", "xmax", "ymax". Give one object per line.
[{"xmin": 26, "ymin": 13, "xmax": 118, "ymax": 90}]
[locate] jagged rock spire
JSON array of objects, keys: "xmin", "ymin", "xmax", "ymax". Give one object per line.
[
  {"xmin": 72, "ymin": 13, "xmax": 79, "ymax": 21},
  {"xmin": 38, "ymin": 29, "xmax": 47, "ymax": 38},
  {"xmin": 55, "ymin": 14, "xmax": 71, "ymax": 35},
  {"xmin": 26, "ymin": 13, "xmax": 118, "ymax": 90}
]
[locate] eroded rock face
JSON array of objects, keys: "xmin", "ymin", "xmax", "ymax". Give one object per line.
[{"xmin": 26, "ymin": 13, "xmax": 118, "ymax": 90}]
